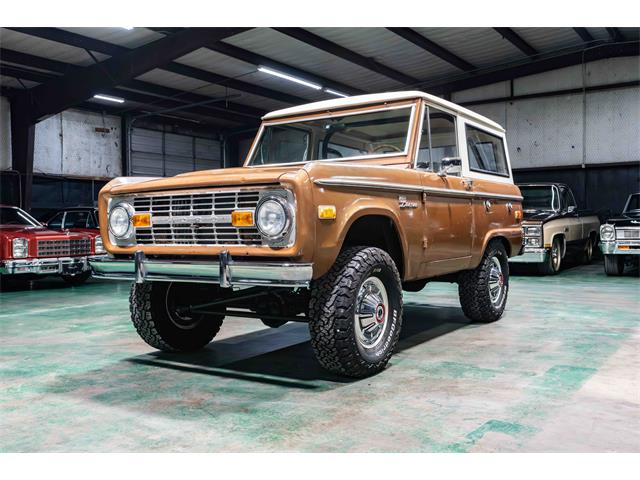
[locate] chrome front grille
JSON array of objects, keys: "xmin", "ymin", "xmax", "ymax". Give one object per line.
[
  {"xmin": 133, "ymin": 190, "xmax": 263, "ymax": 246},
  {"xmin": 616, "ymin": 227, "xmax": 640, "ymax": 246},
  {"xmin": 37, "ymin": 239, "xmax": 91, "ymax": 257}
]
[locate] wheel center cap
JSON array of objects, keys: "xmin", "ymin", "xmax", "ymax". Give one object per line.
[
  {"xmin": 498, "ymin": 273, "xmax": 504, "ymax": 287},
  {"xmin": 375, "ymin": 304, "xmax": 386, "ymax": 324}
]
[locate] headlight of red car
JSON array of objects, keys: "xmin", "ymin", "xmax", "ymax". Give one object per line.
[{"xmin": 12, "ymin": 238, "xmax": 29, "ymax": 258}]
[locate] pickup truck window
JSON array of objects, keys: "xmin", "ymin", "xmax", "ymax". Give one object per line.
[
  {"xmin": 559, "ymin": 186, "xmax": 577, "ymax": 211},
  {"xmin": 0, "ymin": 206, "xmax": 40, "ymax": 226},
  {"xmin": 520, "ymin": 186, "xmax": 559, "ymax": 212},
  {"xmin": 249, "ymin": 106, "xmax": 413, "ymax": 165},
  {"xmin": 64, "ymin": 211, "xmax": 91, "ymax": 229},
  {"xmin": 48, "ymin": 212, "xmax": 64, "ymax": 229},
  {"xmin": 624, "ymin": 193, "xmax": 640, "ymax": 213},
  {"xmin": 416, "ymin": 106, "xmax": 458, "ymax": 173},
  {"xmin": 466, "ymin": 125, "xmax": 509, "ymax": 177}
]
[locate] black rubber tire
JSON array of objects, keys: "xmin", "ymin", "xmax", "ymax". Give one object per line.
[
  {"xmin": 604, "ymin": 254, "xmax": 624, "ymax": 276},
  {"xmin": 61, "ymin": 271, "xmax": 91, "ymax": 286},
  {"xmin": 583, "ymin": 236, "xmax": 594, "ymax": 264},
  {"xmin": 129, "ymin": 282, "xmax": 224, "ymax": 352},
  {"xmin": 538, "ymin": 237, "xmax": 562, "ymax": 275},
  {"xmin": 458, "ymin": 240, "xmax": 509, "ymax": 323},
  {"xmin": 308, "ymin": 246, "xmax": 403, "ymax": 378}
]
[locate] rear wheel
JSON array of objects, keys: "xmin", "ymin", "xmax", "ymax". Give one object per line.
[
  {"xmin": 458, "ymin": 240, "xmax": 509, "ymax": 323},
  {"xmin": 308, "ymin": 246, "xmax": 403, "ymax": 378},
  {"xmin": 583, "ymin": 236, "xmax": 594, "ymax": 264},
  {"xmin": 604, "ymin": 255, "xmax": 625, "ymax": 276},
  {"xmin": 538, "ymin": 237, "xmax": 562, "ymax": 275},
  {"xmin": 130, "ymin": 282, "xmax": 224, "ymax": 352}
]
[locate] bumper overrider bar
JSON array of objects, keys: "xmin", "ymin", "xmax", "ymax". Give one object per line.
[{"xmin": 89, "ymin": 251, "xmax": 313, "ymax": 288}]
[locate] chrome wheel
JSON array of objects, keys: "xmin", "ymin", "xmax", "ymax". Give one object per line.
[
  {"xmin": 551, "ymin": 241, "xmax": 561, "ymax": 271},
  {"xmin": 585, "ymin": 238, "xmax": 593, "ymax": 262},
  {"xmin": 488, "ymin": 256, "xmax": 506, "ymax": 306},
  {"xmin": 354, "ymin": 276, "xmax": 389, "ymax": 349}
]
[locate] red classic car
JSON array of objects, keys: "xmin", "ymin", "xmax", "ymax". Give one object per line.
[{"xmin": 0, "ymin": 205, "xmax": 103, "ymax": 285}]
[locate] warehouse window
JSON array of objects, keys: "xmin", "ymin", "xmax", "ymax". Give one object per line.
[
  {"xmin": 466, "ymin": 125, "xmax": 509, "ymax": 177},
  {"xmin": 416, "ymin": 106, "xmax": 458, "ymax": 173}
]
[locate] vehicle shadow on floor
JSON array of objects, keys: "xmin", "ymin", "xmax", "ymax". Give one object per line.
[{"xmin": 125, "ymin": 302, "xmax": 470, "ymax": 388}]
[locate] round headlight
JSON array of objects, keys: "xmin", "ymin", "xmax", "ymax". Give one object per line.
[
  {"xmin": 600, "ymin": 224, "xmax": 615, "ymax": 241},
  {"xmin": 256, "ymin": 197, "xmax": 290, "ymax": 239},
  {"xmin": 109, "ymin": 204, "xmax": 132, "ymax": 238}
]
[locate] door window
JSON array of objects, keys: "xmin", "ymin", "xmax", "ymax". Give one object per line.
[
  {"xmin": 63, "ymin": 211, "xmax": 90, "ymax": 228},
  {"xmin": 48, "ymin": 212, "xmax": 64, "ymax": 229},
  {"xmin": 466, "ymin": 125, "xmax": 509, "ymax": 177},
  {"xmin": 416, "ymin": 106, "xmax": 458, "ymax": 173}
]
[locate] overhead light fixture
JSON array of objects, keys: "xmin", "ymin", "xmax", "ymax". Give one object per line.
[
  {"xmin": 324, "ymin": 88, "xmax": 349, "ymax": 98},
  {"xmin": 258, "ymin": 66, "xmax": 321, "ymax": 90},
  {"xmin": 121, "ymin": 27, "xmax": 134, "ymax": 30},
  {"xmin": 93, "ymin": 94, "xmax": 125, "ymax": 104}
]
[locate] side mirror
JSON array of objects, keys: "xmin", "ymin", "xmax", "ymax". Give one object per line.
[
  {"xmin": 437, "ymin": 157, "xmax": 462, "ymax": 177},
  {"xmin": 568, "ymin": 205, "xmax": 577, "ymax": 213}
]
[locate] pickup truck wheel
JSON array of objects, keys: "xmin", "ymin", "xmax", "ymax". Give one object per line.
[
  {"xmin": 458, "ymin": 241, "xmax": 509, "ymax": 323},
  {"xmin": 61, "ymin": 271, "xmax": 91, "ymax": 286},
  {"xmin": 130, "ymin": 282, "xmax": 224, "ymax": 352},
  {"xmin": 583, "ymin": 236, "xmax": 594, "ymax": 264},
  {"xmin": 308, "ymin": 246, "xmax": 403, "ymax": 378},
  {"xmin": 604, "ymin": 255, "xmax": 624, "ymax": 276},
  {"xmin": 538, "ymin": 238, "xmax": 562, "ymax": 275}
]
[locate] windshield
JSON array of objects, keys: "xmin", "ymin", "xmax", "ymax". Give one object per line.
[
  {"xmin": 0, "ymin": 207, "xmax": 41, "ymax": 226},
  {"xmin": 520, "ymin": 186, "xmax": 559, "ymax": 211},
  {"xmin": 624, "ymin": 194, "xmax": 640, "ymax": 213},
  {"xmin": 248, "ymin": 106, "xmax": 413, "ymax": 166}
]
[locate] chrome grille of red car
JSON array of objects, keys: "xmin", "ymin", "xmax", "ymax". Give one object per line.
[
  {"xmin": 37, "ymin": 239, "xmax": 92, "ymax": 257},
  {"xmin": 132, "ymin": 189, "xmax": 263, "ymax": 246}
]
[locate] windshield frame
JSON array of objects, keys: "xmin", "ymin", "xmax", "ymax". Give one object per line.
[
  {"xmin": 245, "ymin": 103, "xmax": 417, "ymax": 168},
  {"xmin": 623, "ymin": 193, "xmax": 640, "ymax": 214},
  {"xmin": 520, "ymin": 185, "xmax": 560, "ymax": 212},
  {"xmin": 0, "ymin": 206, "xmax": 42, "ymax": 227}
]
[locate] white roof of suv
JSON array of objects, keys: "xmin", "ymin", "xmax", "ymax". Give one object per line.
[{"xmin": 262, "ymin": 90, "xmax": 504, "ymax": 132}]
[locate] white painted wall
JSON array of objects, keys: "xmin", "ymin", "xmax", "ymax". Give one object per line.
[
  {"xmin": 34, "ymin": 109, "xmax": 122, "ymax": 178},
  {"xmin": 0, "ymin": 96, "xmax": 11, "ymax": 170},
  {"xmin": 452, "ymin": 56, "xmax": 640, "ymax": 169}
]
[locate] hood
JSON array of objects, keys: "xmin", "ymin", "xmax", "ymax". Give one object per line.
[
  {"xmin": 108, "ymin": 165, "xmax": 305, "ymax": 195},
  {"xmin": 522, "ymin": 210, "xmax": 560, "ymax": 223},
  {"xmin": 0, "ymin": 225, "xmax": 92, "ymax": 241},
  {"xmin": 605, "ymin": 212, "xmax": 640, "ymax": 227}
]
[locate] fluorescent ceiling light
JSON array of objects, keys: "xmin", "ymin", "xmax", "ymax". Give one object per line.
[
  {"xmin": 93, "ymin": 94, "xmax": 125, "ymax": 104},
  {"xmin": 258, "ymin": 66, "xmax": 321, "ymax": 90},
  {"xmin": 324, "ymin": 88, "xmax": 349, "ymax": 98},
  {"xmin": 121, "ymin": 27, "xmax": 134, "ymax": 30}
]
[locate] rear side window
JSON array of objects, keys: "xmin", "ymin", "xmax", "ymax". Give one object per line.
[{"xmin": 466, "ymin": 125, "xmax": 509, "ymax": 177}]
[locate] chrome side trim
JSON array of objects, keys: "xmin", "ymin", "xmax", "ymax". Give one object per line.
[
  {"xmin": 314, "ymin": 178, "xmax": 523, "ymax": 202},
  {"xmin": 89, "ymin": 255, "xmax": 313, "ymax": 288}
]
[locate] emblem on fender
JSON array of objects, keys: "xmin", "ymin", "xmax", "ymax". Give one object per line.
[{"xmin": 398, "ymin": 195, "xmax": 418, "ymax": 209}]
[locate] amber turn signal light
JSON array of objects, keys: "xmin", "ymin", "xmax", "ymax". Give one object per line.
[
  {"xmin": 515, "ymin": 210, "xmax": 523, "ymax": 221},
  {"xmin": 231, "ymin": 210, "xmax": 254, "ymax": 227},
  {"xmin": 132, "ymin": 213, "xmax": 151, "ymax": 228},
  {"xmin": 318, "ymin": 205, "xmax": 337, "ymax": 220}
]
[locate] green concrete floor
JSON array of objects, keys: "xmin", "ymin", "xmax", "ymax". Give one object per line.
[{"xmin": 1, "ymin": 261, "xmax": 638, "ymax": 452}]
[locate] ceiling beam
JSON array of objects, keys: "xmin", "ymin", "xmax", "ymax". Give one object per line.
[
  {"xmin": 573, "ymin": 27, "xmax": 595, "ymax": 43},
  {"xmin": 493, "ymin": 28, "xmax": 538, "ymax": 57},
  {"xmin": 11, "ymin": 28, "xmax": 249, "ymax": 122},
  {"xmin": 1, "ymin": 48, "xmax": 265, "ymax": 120},
  {"xmin": 8, "ymin": 27, "xmax": 307, "ymax": 105},
  {"xmin": 146, "ymin": 27, "xmax": 366, "ymax": 96},
  {"xmin": 386, "ymin": 28, "xmax": 476, "ymax": 72},
  {"xmin": 0, "ymin": 63, "xmax": 258, "ymax": 125},
  {"xmin": 273, "ymin": 27, "xmax": 419, "ymax": 85},
  {"xmin": 605, "ymin": 27, "xmax": 625, "ymax": 42}
]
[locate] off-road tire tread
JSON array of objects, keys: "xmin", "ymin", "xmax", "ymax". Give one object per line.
[
  {"xmin": 458, "ymin": 240, "xmax": 508, "ymax": 323},
  {"xmin": 308, "ymin": 246, "xmax": 402, "ymax": 378},
  {"xmin": 129, "ymin": 283, "xmax": 223, "ymax": 352}
]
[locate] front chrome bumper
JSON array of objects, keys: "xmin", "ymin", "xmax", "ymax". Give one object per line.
[
  {"xmin": 600, "ymin": 242, "xmax": 640, "ymax": 255},
  {"xmin": 508, "ymin": 248, "xmax": 549, "ymax": 263},
  {"xmin": 89, "ymin": 251, "xmax": 313, "ymax": 288},
  {"xmin": 0, "ymin": 256, "xmax": 94, "ymax": 275}
]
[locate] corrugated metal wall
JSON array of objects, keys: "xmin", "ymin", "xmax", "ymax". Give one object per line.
[{"xmin": 129, "ymin": 127, "xmax": 222, "ymax": 176}]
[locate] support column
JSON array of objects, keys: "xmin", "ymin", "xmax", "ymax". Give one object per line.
[{"xmin": 9, "ymin": 96, "xmax": 35, "ymax": 211}]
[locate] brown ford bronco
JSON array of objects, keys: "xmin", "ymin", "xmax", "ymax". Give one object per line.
[{"xmin": 90, "ymin": 91, "xmax": 523, "ymax": 377}]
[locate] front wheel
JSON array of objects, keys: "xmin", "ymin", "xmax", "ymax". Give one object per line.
[
  {"xmin": 308, "ymin": 247, "xmax": 403, "ymax": 378},
  {"xmin": 538, "ymin": 237, "xmax": 562, "ymax": 275},
  {"xmin": 604, "ymin": 255, "xmax": 624, "ymax": 276},
  {"xmin": 130, "ymin": 282, "xmax": 224, "ymax": 352},
  {"xmin": 458, "ymin": 240, "xmax": 509, "ymax": 323}
]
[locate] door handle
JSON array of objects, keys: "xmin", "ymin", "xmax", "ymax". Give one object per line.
[{"xmin": 461, "ymin": 178, "xmax": 474, "ymax": 190}]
